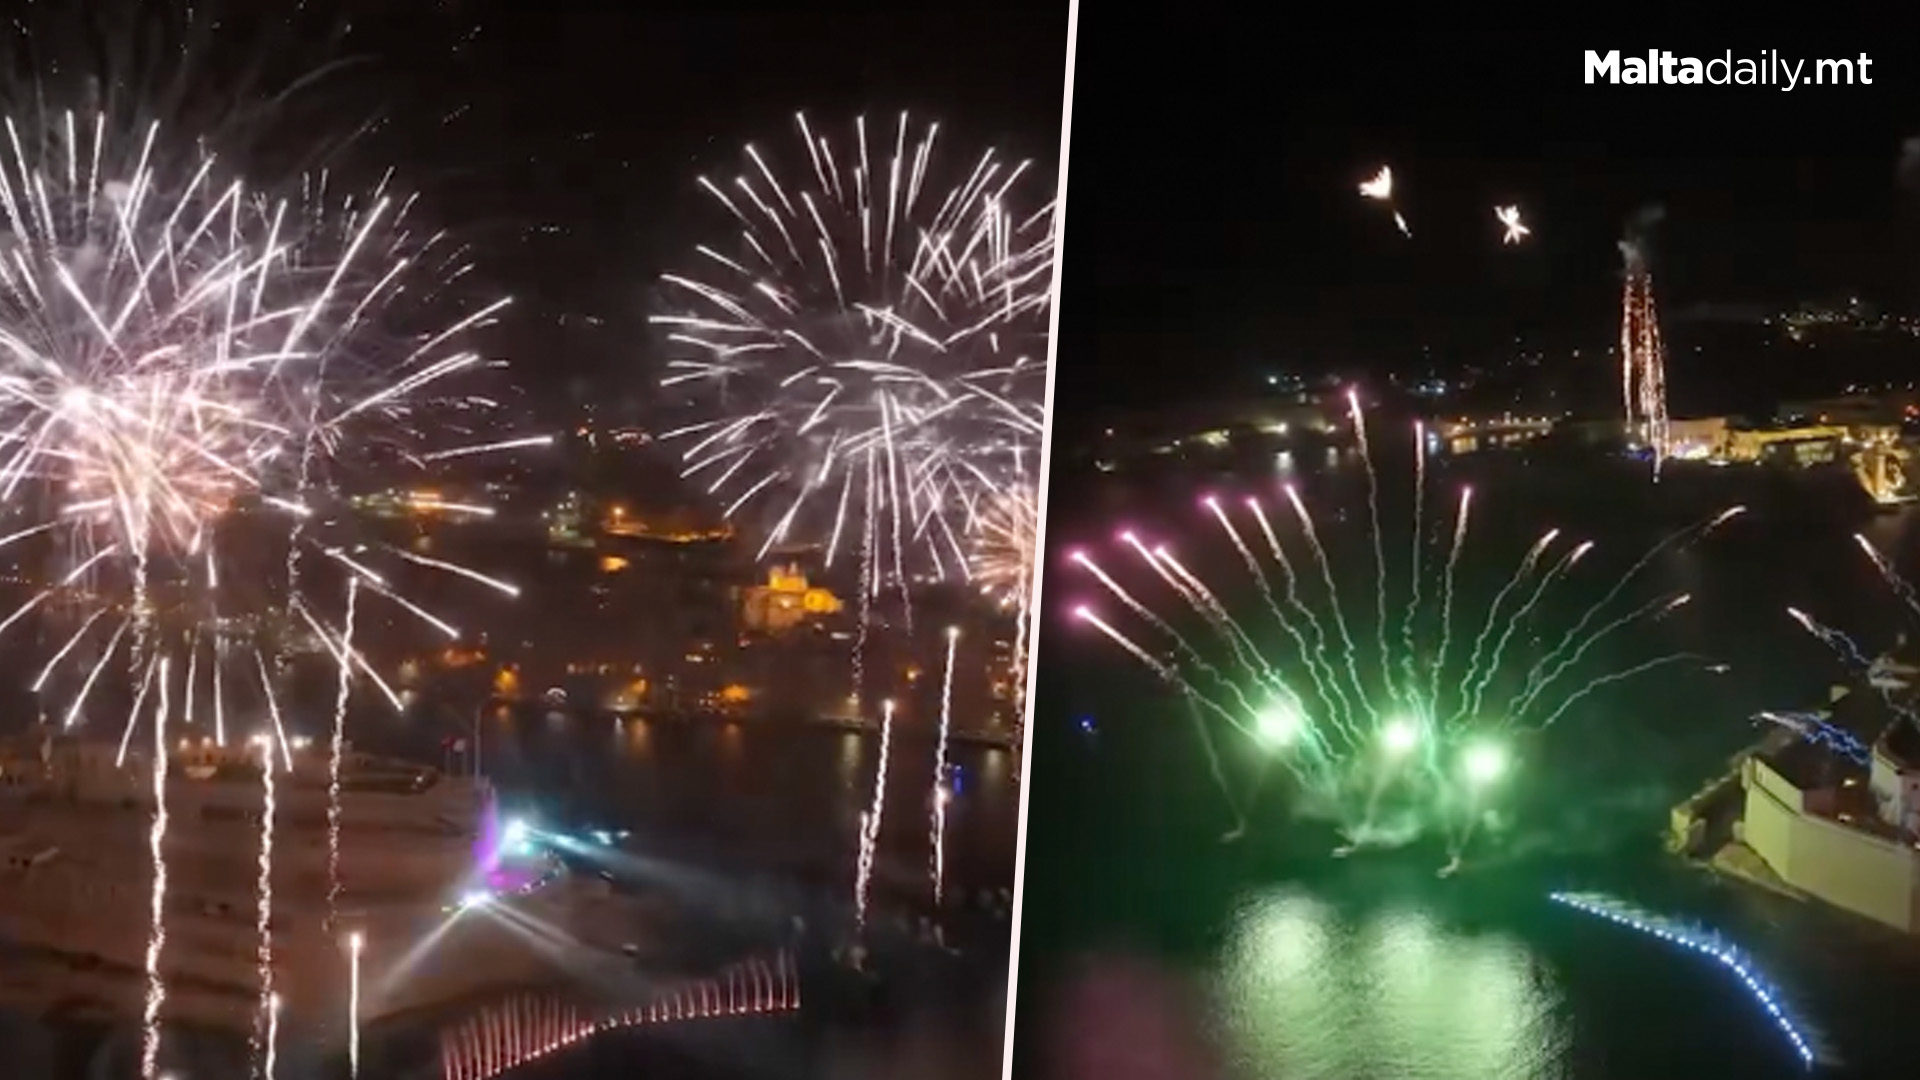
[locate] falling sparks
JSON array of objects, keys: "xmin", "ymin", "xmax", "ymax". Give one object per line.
[
  {"xmin": 0, "ymin": 107, "xmax": 547, "ymax": 1064},
  {"xmin": 970, "ymin": 480, "xmax": 1039, "ymax": 607},
  {"xmin": 327, "ymin": 576, "xmax": 359, "ymax": 933},
  {"xmin": 1620, "ymin": 238, "xmax": 1670, "ymax": 477},
  {"xmin": 931, "ymin": 627, "xmax": 957, "ymax": 906},
  {"xmin": 1495, "ymin": 205, "xmax": 1530, "ymax": 244},
  {"xmin": 1359, "ymin": 165, "xmax": 1410, "ymax": 237},
  {"xmin": 653, "ymin": 111, "xmax": 1053, "ymax": 598},
  {"xmin": 1069, "ymin": 404, "xmax": 1738, "ymax": 862},
  {"xmin": 140, "ymin": 656, "xmax": 172, "ymax": 1080},
  {"xmin": 970, "ymin": 481, "xmax": 1037, "ymax": 779},
  {"xmin": 253, "ymin": 735, "xmax": 277, "ymax": 1077},
  {"xmin": 853, "ymin": 698, "xmax": 895, "ymax": 933},
  {"xmin": 0, "ymin": 111, "xmax": 540, "ymax": 772}
]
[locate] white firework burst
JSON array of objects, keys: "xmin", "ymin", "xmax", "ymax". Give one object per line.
[{"xmin": 653, "ymin": 110, "xmax": 1053, "ymax": 596}]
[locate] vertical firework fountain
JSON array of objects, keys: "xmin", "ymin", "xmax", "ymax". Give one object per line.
[
  {"xmin": 349, "ymin": 931, "xmax": 364, "ymax": 1078},
  {"xmin": 1620, "ymin": 235, "xmax": 1670, "ymax": 477},
  {"xmin": 853, "ymin": 699, "xmax": 895, "ymax": 933},
  {"xmin": 266, "ymin": 992, "xmax": 282, "ymax": 1080},
  {"xmin": 931, "ymin": 627, "xmax": 957, "ymax": 906},
  {"xmin": 1011, "ymin": 580, "xmax": 1031, "ymax": 785},
  {"xmin": 328, "ymin": 577, "xmax": 360, "ymax": 934},
  {"xmin": 254, "ymin": 736, "xmax": 277, "ymax": 1078},
  {"xmin": 141, "ymin": 657, "xmax": 173, "ymax": 1079}
]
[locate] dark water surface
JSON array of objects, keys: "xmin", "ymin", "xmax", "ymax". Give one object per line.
[{"xmin": 1017, "ymin": 452, "xmax": 1920, "ymax": 1080}]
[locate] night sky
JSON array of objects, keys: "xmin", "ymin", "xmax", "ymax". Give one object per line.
[
  {"xmin": 4, "ymin": 0, "xmax": 1071, "ymax": 414},
  {"xmin": 409, "ymin": 3, "xmax": 1071, "ymax": 414},
  {"xmin": 1059, "ymin": 29, "xmax": 1920, "ymax": 423}
]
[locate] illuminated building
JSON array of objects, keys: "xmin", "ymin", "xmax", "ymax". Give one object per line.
[
  {"xmin": 1736, "ymin": 675, "xmax": 1920, "ymax": 934},
  {"xmin": 1851, "ymin": 438, "xmax": 1915, "ymax": 507},
  {"xmin": 740, "ymin": 565, "xmax": 844, "ymax": 633}
]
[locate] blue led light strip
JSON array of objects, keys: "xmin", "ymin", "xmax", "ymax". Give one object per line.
[{"xmin": 1549, "ymin": 891, "xmax": 1820, "ymax": 1068}]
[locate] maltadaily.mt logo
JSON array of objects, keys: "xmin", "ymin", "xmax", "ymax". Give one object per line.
[{"xmin": 1584, "ymin": 50, "xmax": 1872, "ymax": 90}]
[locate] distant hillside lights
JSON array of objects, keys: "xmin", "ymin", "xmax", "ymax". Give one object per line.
[
  {"xmin": 1437, "ymin": 413, "xmax": 1558, "ymax": 454},
  {"xmin": 540, "ymin": 494, "xmax": 732, "ymax": 546},
  {"xmin": 353, "ymin": 489, "xmax": 496, "ymax": 520}
]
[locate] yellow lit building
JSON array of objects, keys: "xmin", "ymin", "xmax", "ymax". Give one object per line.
[
  {"xmin": 740, "ymin": 565, "xmax": 843, "ymax": 633},
  {"xmin": 1737, "ymin": 681, "xmax": 1920, "ymax": 935}
]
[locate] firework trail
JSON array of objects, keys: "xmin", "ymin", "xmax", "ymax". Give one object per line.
[
  {"xmin": 0, "ymin": 111, "xmax": 539, "ymax": 752},
  {"xmin": 327, "ymin": 575, "xmax": 359, "ymax": 933},
  {"xmin": 1426, "ymin": 483, "xmax": 1474, "ymax": 724},
  {"xmin": 931, "ymin": 626, "xmax": 957, "ymax": 906},
  {"xmin": 1346, "ymin": 389, "xmax": 1396, "ymax": 707},
  {"xmin": 1400, "ymin": 424, "xmax": 1428, "ymax": 693},
  {"xmin": 1359, "ymin": 165, "xmax": 1410, "ymax": 237},
  {"xmin": 349, "ymin": 930, "xmax": 364, "ymax": 1079},
  {"xmin": 1787, "ymin": 606, "xmax": 1874, "ymax": 669},
  {"xmin": 266, "ymin": 992, "xmax": 282, "ymax": 1080},
  {"xmin": 1495, "ymin": 205, "xmax": 1530, "ymax": 244},
  {"xmin": 252, "ymin": 735, "xmax": 277, "ymax": 1077},
  {"xmin": 653, "ymin": 111, "xmax": 1054, "ymax": 598},
  {"xmin": 853, "ymin": 698, "xmax": 895, "ymax": 933},
  {"xmin": 851, "ymin": 470, "xmax": 876, "ymax": 709},
  {"xmin": 140, "ymin": 655, "xmax": 172, "ymax": 1079},
  {"xmin": 1069, "ymin": 405, "xmax": 1736, "ymax": 861},
  {"xmin": 1620, "ymin": 229, "xmax": 1670, "ymax": 476},
  {"xmin": 1755, "ymin": 710, "xmax": 1872, "ymax": 765},
  {"xmin": 1853, "ymin": 533, "xmax": 1920, "ymax": 617}
]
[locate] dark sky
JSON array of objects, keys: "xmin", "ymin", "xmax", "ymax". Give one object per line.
[{"xmin": 1059, "ymin": 28, "xmax": 1920, "ymax": 419}]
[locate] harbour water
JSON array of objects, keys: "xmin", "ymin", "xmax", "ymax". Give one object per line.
[{"xmin": 1017, "ymin": 452, "xmax": 1920, "ymax": 1079}]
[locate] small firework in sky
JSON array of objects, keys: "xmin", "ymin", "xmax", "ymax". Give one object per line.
[
  {"xmin": 1495, "ymin": 204, "xmax": 1530, "ymax": 244},
  {"xmin": 1358, "ymin": 165, "xmax": 1410, "ymax": 237}
]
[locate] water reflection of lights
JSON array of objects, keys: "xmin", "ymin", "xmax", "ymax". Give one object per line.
[
  {"xmin": 1549, "ymin": 891, "xmax": 1819, "ymax": 1067},
  {"xmin": 837, "ymin": 733, "xmax": 862, "ymax": 793},
  {"xmin": 1220, "ymin": 889, "xmax": 1558, "ymax": 1079}
]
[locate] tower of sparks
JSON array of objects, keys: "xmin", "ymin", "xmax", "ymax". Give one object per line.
[{"xmin": 1620, "ymin": 251, "xmax": 1670, "ymax": 478}]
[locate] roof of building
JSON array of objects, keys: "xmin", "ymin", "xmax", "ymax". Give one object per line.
[{"xmin": 1760, "ymin": 731, "xmax": 1867, "ymax": 793}]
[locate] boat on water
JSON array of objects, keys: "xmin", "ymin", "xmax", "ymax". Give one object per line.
[{"xmin": 0, "ymin": 730, "xmax": 667, "ymax": 1036}]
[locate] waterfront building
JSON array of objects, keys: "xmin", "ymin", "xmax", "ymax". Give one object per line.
[{"xmin": 1736, "ymin": 672, "xmax": 1920, "ymax": 934}]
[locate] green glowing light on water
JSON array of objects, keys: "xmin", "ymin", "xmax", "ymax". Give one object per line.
[
  {"xmin": 1379, "ymin": 718, "xmax": 1420, "ymax": 756},
  {"xmin": 1462, "ymin": 741, "xmax": 1508, "ymax": 786},
  {"xmin": 1257, "ymin": 704, "xmax": 1302, "ymax": 748}
]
